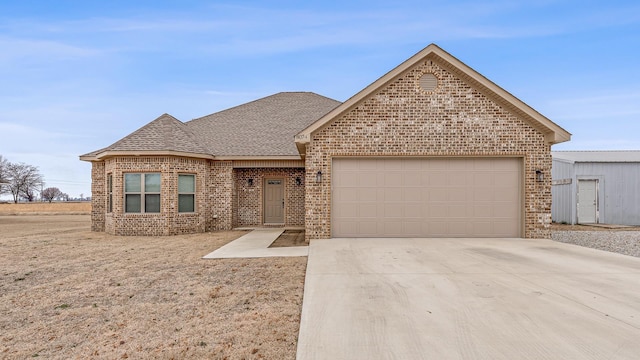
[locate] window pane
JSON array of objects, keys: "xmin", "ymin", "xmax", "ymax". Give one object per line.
[
  {"xmin": 178, "ymin": 194, "xmax": 194, "ymax": 212},
  {"xmin": 125, "ymin": 194, "xmax": 141, "ymax": 212},
  {"xmin": 125, "ymin": 174, "xmax": 141, "ymax": 192},
  {"xmin": 178, "ymin": 174, "xmax": 195, "ymax": 193},
  {"xmin": 145, "ymin": 194, "xmax": 160, "ymax": 213},
  {"xmin": 107, "ymin": 175, "xmax": 113, "ymax": 213},
  {"xmin": 145, "ymin": 173, "xmax": 161, "ymax": 192}
]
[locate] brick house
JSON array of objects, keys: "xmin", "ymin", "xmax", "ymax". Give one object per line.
[{"xmin": 81, "ymin": 44, "xmax": 570, "ymax": 239}]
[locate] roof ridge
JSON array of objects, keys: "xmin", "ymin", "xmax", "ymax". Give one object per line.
[{"xmin": 187, "ymin": 92, "xmax": 338, "ymax": 124}]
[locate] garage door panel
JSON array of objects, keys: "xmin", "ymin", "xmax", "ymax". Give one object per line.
[
  {"xmin": 383, "ymin": 221, "xmax": 403, "ymax": 236},
  {"xmin": 356, "ymin": 187, "xmax": 378, "ymax": 201},
  {"xmin": 383, "ymin": 203, "xmax": 404, "ymax": 218},
  {"xmin": 494, "ymin": 203, "xmax": 516, "ymax": 218},
  {"xmin": 427, "ymin": 204, "xmax": 448, "ymax": 217},
  {"xmin": 404, "ymin": 203, "xmax": 422, "ymax": 216},
  {"xmin": 357, "ymin": 221, "xmax": 379, "ymax": 237},
  {"xmin": 403, "ymin": 221, "xmax": 422, "ymax": 236},
  {"xmin": 449, "ymin": 174, "xmax": 468, "ymax": 187},
  {"xmin": 334, "ymin": 188, "xmax": 357, "ymax": 202},
  {"xmin": 354, "ymin": 159, "xmax": 378, "ymax": 170},
  {"xmin": 474, "ymin": 189, "xmax": 495, "ymax": 201},
  {"xmin": 384, "ymin": 172, "xmax": 403, "ymax": 186},
  {"xmin": 403, "ymin": 189, "xmax": 421, "ymax": 202},
  {"xmin": 471, "ymin": 221, "xmax": 492, "ymax": 235},
  {"xmin": 495, "ymin": 173, "xmax": 519, "ymax": 187},
  {"xmin": 358, "ymin": 174, "xmax": 379, "ymax": 187},
  {"xmin": 448, "ymin": 221, "xmax": 469, "ymax": 236},
  {"xmin": 384, "ymin": 188, "xmax": 403, "ymax": 201},
  {"xmin": 332, "ymin": 158, "xmax": 521, "ymax": 238},
  {"xmin": 356, "ymin": 203, "xmax": 378, "ymax": 218},
  {"xmin": 448, "ymin": 189, "xmax": 469, "ymax": 202},
  {"xmin": 494, "ymin": 190, "xmax": 518, "ymax": 202},
  {"xmin": 429, "ymin": 188, "xmax": 449, "ymax": 201},
  {"xmin": 473, "ymin": 204, "xmax": 493, "ymax": 217},
  {"xmin": 403, "ymin": 173, "xmax": 422, "ymax": 187},
  {"xmin": 449, "ymin": 204, "xmax": 470, "ymax": 218},
  {"xmin": 493, "ymin": 221, "xmax": 519, "ymax": 236},
  {"xmin": 428, "ymin": 173, "xmax": 449, "ymax": 186},
  {"xmin": 334, "ymin": 203, "xmax": 358, "ymax": 218}
]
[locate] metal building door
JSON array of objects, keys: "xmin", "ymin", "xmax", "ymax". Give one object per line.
[{"xmin": 577, "ymin": 179, "xmax": 598, "ymax": 224}]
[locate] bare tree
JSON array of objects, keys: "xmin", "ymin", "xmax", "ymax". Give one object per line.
[
  {"xmin": 0, "ymin": 155, "xmax": 9, "ymax": 195},
  {"xmin": 6, "ymin": 162, "xmax": 44, "ymax": 203},
  {"xmin": 41, "ymin": 187, "xmax": 63, "ymax": 203}
]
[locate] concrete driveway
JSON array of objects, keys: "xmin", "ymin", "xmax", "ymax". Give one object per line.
[{"xmin": 296, "ymin": 238, "xmax": 640, "ymax": 360}]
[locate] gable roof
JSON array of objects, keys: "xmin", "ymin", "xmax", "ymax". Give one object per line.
[
  {"xmin": 295, "ymin": 43, "xmax": 571, "ymax": 156},
  {"xmin": 80, "ymin": 92, "xmax": 340, "ymax": 161},
  {"xmin": 552, "ymin": 151, "xmax": 640, "ymax": 163},
  {"xmin": 187, "ymin": 92, "xmax": 340, "ymax": 157}
]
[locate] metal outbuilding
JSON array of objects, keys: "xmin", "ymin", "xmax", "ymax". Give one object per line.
[{"xmin": 552, "ymin": 151, "xmax": 640, "ymax": 225}]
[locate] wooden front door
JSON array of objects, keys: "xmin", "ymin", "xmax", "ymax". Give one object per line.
[{"xmin": 264, "ymin": 179, "xmax": 284, "ymax": 224}]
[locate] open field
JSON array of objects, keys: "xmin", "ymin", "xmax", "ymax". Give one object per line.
[
  {"xmin": 0, "ymin": 215, "xmax": 306, "ymax": 359},
  {"xmin": 0, "ymin": 202, "xmax": 91, "ymax": 215}
]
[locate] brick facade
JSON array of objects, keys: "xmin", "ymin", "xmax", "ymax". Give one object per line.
[
  {"xmin": 233, "ymin": 168, "xmax": 305, "ymax": 227},
  {"xmin": 90, "ymin": 162, "xmax": 106, "ymax": 232},
  {"xmin": 99, "ymin": 156, "xmax": 210, "ymax": 236},
  {"xmin": 209, "ymin": 161, "xmax": 233, "ymax": 231},
  {"xmin": 305, "ymin": 57, "xmax": 552, "ymax": 240},
  {"xmin": 90, "ymin": 157, "xmax": 306, "ymax": 235}
]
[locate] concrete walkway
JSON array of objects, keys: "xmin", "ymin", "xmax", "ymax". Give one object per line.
[
  {"xmin": 202, "ymin": 228, "xmax": 308, "ymax": 259},
  {"xmin": 297, "ymin": 237, "xmax": 640, "ymax": 360}
]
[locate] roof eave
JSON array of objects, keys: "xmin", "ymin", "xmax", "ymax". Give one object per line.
[
  {"xmin": 85, "ymin": 150, "xmax": 216, "ymax": 161},
  {"xmin": 81, "ymin": 151, "xmax": 304, "ymax": 162},
  {"xmin": 213, "ymin": 155, "xmax": 302, "ymax": 161}
]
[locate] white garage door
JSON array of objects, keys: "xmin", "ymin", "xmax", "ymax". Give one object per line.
[{"xmin": 332, "ymin": 158, "xmax": 522, "ymax": 238}]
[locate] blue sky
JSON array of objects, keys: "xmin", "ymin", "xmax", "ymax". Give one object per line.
[{"xmin": 1, "ymin": 1, "xmax": 639, "ymax": 198}]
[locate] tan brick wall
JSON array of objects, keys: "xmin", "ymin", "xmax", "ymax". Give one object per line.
[
  {"xmin": 90, "ymin": 156, "xmax": 307, "ymax": 235},
  {"xmin": 90, "ymin": 162, "xmax": 106, "ymax": 232},
  {"xmin": 305, "ymin": 57, "xmax": 552, "ymax": 240},
  {"xmin": 233, "ymin": 168, "xmax": 305, "ymax": 227},
  {"xmin": 99, "ymin": 156, "xmax": 209, "ymax": 236},
  {"xmin": 208, "ymin": 161, "xmax": 233, "ymax": 231}
]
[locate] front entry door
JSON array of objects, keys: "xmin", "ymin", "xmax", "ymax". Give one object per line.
[
  {"xmin": 264, "ymin": 179, "xmax": 284, "ymax": 224},
  {"xmin": 577, "ymin": 179, "xmax": 598, "ymax": 224}
]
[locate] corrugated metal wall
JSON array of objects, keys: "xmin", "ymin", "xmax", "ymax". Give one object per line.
[
  {"xmin": 551, "ymin": 159, "xmax": 575, "ymax": 224},
  {"xmin": 575, "ymin": 162, "xmax": 640, "ymax": 225},
  {"xmin": 552, "ymin": 159, "xmax": 640, "ymax": 225}
]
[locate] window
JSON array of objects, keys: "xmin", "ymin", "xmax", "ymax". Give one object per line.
[
  {"xmin": 124, "ymin": 173, "xmax": 161, "ymax": 213},
  {"xmin": 178, "ymin": 174, "xmax": 195, "ymax": 212},
  {"xmin": 107, "ymin": 174, "xmax": 113, "ymax": 213}
]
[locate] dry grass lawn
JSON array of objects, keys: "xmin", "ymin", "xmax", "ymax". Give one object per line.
[
  {"xmin": 0, "ymin": 202, "xmax": 91, "ymax": 214},
  {"xmin": 0, "ymin": 215, "xmax": 307, "ymax": 359}
]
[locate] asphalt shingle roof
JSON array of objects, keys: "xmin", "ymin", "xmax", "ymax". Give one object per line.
[
  {"xmin": 187, "ymin": 92, "xmax": 340, "ymax": 156},
  {"xmin": 83, "ymin": 92, "xmax": 340, "ymax": 159},
  {"xmin": 104, "ymin": 113, "xmax": 210, "ymax": 155}
]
